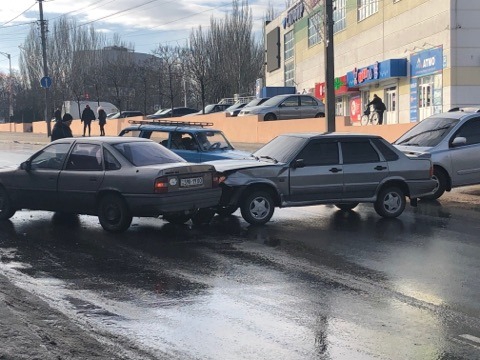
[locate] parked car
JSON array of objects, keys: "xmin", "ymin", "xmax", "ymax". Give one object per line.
[
  {"xmin": 393, "ymin": 107, "xmax": 480, "ymax": 199},
  {"xmin": 208, "ymin": 133, "xmax": 435, "ymax": 225},
  {"xmin": 108, "ymin": 111, "xmax": 144, "ymax": 119},
  {"xmin": 118, "ymin": 121, "xmax": 253, "ymax": 163},
  {"xmin": 147, "ymin": 107, "xmax": 198, "ymax": 119},
  {"xmin": 185, "ymin": 104, "xmax": 231, "ymax": 116},
  {"xmin": 0, "ymin": 137, "xmax": 222, "ymax": 231},
  {"xmin": 225, "ymin": 102, "xmax": 247, "ymax": 117},
  {"xmin": 238, "ymin": 94, "xmax": 325, "ymax": 121}
]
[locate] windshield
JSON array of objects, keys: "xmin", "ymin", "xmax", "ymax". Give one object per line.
[
  {"xmin": 226, "ymin": 103, "xmax": 245, "ymax": 112},
  {"xmin": 113, "ymin": 141, "xmax": 185, "ymax": 166},
  {"xmin": 394, "ymin": 117, "xmax": 459, "ymax": 147},
  {"xmin": 261, "ymin": 96, "xmax": 286, "ymax": 107},
  {"xmin": 253, "ymin": 135, "xmax": 308, "ymax": 163},
  {"xmin": 245, "ymin": 98, "xmax": 268, "ymax": 107},
  {"xmin": 195, "ymin": 131, "xmax": 233, "ymax": 151}
]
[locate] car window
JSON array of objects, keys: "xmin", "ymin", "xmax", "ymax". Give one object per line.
[
  {"xmin": 113, "ymin": 141, "xmax": 185, "ymax": 166},
  {"xmin": 371, "ymin": 138, "xmax": 399, "ymax": 161},
  {"xmin": 147, "ymin": 131, "xmax": 169, "ymax": 145},
  {"xmin": 300, "ymin": 96, "xmax": 317, "ymax": 106},
  {"xmin": 296, "ymin": 140, "xmax": 339, "ymax": 166},
  {"xmin": 282, "ymin": 97, "xmax": 299, "ymax": 107},
  {"xmin": 195, "ymin": 131, "xmax": 232, "ymax": 151},
  {"xmin": 341, "ymin": 141, "xmax": 380, "ymax": 164},
  {"xmin": 66, "ymin": 144, "xmax": 103, "ymax": 171},
  {"xmin": 104, "ymin": 149, "xmax": 121, "ymax": 170},
  {"xmin": 120, "ymin": 129, "xmax": 141, "ymax": 137},
  {"xmin": 454, "ymin": 118, "xmax": 480, "ymax": 145},
  {"xmin": 30, "ymin": 143, "xmax": 70, "ymax": 170}
]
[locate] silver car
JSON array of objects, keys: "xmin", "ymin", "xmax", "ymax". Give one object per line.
[
  {"xmin": 237, "ymin": 94, "xmax": 325, "ymax": 121},
  {"xmin": 209, "ymin": 133, "xmax": 435, "ymax": 225},
  {"xmin": 0, "ymin": 137, "xmax": 222, "ymax": 232},
  {"xmin": 394, "ymin": 108, "xmax": 480, "ymax": 199}
]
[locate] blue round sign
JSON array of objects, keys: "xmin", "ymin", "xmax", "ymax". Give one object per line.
[{"xmin": 40, "ymin": 76, "xmax": 52, "ymax": 88}]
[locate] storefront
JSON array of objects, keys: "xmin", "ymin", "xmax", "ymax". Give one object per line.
[
  {"xmin": 314, "ymin": 75, "xmax": 359, "ymax": 119},
  {"xmin": 409, "ymin": 46, "xmax": 444, "ymax": 122},
  {"xmin": 346, "ymin": 59, "xmax": 408, "ymax": 124}
]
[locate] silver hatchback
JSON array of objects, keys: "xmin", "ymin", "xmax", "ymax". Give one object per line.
[
  {"xmin": 394, "ymin": 108, "xmax": 480, "ymax": 199},
  {"xmin": 238, "ymin": 94, "xmax": 325, "ymax": 121}
]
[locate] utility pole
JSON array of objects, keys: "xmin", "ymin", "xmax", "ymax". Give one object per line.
[
  {"xmin": 38, "ymin": 0, "xmax": 51, "ymax": 136},
  {"xmin": 324, "ymin": 0, "xmax": 335, "ymax": 132},
  {"xmin": 0, "ymin": 52, "xmax": 13, "ymax": 121}
]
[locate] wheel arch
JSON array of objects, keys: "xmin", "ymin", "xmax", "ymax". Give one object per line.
[
  {"xmin": 378, "ymin": 180, "xmax": 409, "ymax": 198},
  {"xmin": 241, "ymin": 182, "xmax": 281, "ymax": 207},
  {"xmin": 263, "ymin": 113, "xmax": 277, "ymax": 121},
  {"xmin": 433, "ymin": 164, "xmax": 451, "ymax": 191},
  {"xmin": 95, "ymin": 189, "xmax": 126, "ymax": 208}
]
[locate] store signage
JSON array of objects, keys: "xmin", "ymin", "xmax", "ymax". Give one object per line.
[
  {"xmin": 315, "ymin": 75, "xmax": 357, "ymax": 99},
  {"xmin": 352, "ymin": 62, "xmax": 380, "ymax": 85},
  {"xmin": 410, "ymin": 47, "xmax": 443, "ymax": 78},
  {"xmin": 282, "ymin": 2, "xmax": 305, "ymax": 29},
  {"xmin": 347, "ymin": 59, "xmax": 407, "ymax": 87}
]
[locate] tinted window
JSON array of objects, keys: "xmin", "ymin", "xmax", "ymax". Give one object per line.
[
  {"xmin": 282, "ymin": 96, "xmax": 299, "ymax": 107},
  {"xmin": 66, "ymin": 144, "xmax": 102, "ymax": 171},
  {"xmin": 300, "ymin": 96, "xmax": 317, "ymax": 106},
  {"xmin": 113, "ymin": 141, "xmax": 185, "ymax": 166},
  {"xmin": 104, "ymin": 149, "xmax": 121, "ymax": 170},
  {"xmin": 296, "ymin": 141, "xmax": 338, "ymax": 166},
  {"xmin": 341, "ymin": 141, "xmax": 380, "ymax": 164},
  {"xmin": 454, "ymin": 118, "xmax": 480, "ymax": 145},
  {"xmin": 372, "ymin": 138, "xmax": 399, "ymax": 161},
  {"xmin": 394, "ymin": 117, "xmax": 458, "ymax": 147}
]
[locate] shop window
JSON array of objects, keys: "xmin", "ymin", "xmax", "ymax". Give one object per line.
[
  {"xmin": 333, "ymin": 0, "xmax": 346, "ymax": 33},
  {"xmin": 284, "ymin": 31, "xmax": 294, "ymax": 61},
  {"xmin": 357, "ymin": 0, "xmax": 378, "ymax": 22},
  {"xmin": 308, "ymin": 12, "xmax": 322, "ymax": 47}
]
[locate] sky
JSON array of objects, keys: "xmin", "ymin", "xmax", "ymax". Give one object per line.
[{"xmin": 0, "ymin": 0, "xmax": 286, "ymax": 74}]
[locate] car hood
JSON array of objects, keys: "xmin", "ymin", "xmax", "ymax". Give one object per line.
[
  {"xmin": 205, "ymin": 158, "xmax": 277, "ymax": 172},
  {"xmin": 214, "ymin": 149, "xmax": 254, "ymax": 159},
  {"xmin": 393, "ymin": 144, "xmax": 433, "ymax": 157}
]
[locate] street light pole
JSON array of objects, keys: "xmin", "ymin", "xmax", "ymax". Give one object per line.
[
  {"xmin": 38, "ymin": 0, "xmax": 51, "ymax": 136},
  {"xmin": 324, "ymin": 0, "xmax": 336, "ymax": 132},
  {"xmin": 0, "ymin": 51, "xmax": 13, "ymax": 121}
]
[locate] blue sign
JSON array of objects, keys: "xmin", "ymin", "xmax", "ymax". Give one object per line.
[
  {"xmin": 347, "ymin": 59, "xmax": 407, "ymax": 87},
  {"xmin": 282, "ymin": 2, "xmax": 305, "ymax": 29},
  {"xmin": 409, "ymin": 79, "xmax": 418, "ymax": 122},
  {"xmin": 40, "ymin": 76, "xmax": 52, "ymax": 88},
  {"xmin": 410, "ymin": 47, "xmax": 443, "ymax": 78}
]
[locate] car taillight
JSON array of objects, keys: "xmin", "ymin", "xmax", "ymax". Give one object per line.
[
  {"xmin": 212, "ymin": 173, "xmax": 226, "ymax": 187},
  {"xmin": 154, "ymin": 177, "xmax": 169, "ymax": 193}
]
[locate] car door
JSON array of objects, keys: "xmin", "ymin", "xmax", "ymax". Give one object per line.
[
  {"xmin": 340, "ymin": 139, "xmax": 389, "ymax": 199},
  {"xmin": 299, "ymin": 95, "xmax": 319, "ymax": 118},
  {"xmin": 57, "ymin": 143, "xmax": 105, "ymax": 213},
  {"xmin": 12, "ymin": 143, "xmax": 71, "ymax": 210},
  {"xmin": 278, "ymin": 96, "xmax": 301, "ymax": 119},
  {"xmin": 288, "ymin": 139, "xmax": 343, "ymax": 202},
  {"xmin": 448, "ymin": 117, "xmax": 480, "ymax": 186}
]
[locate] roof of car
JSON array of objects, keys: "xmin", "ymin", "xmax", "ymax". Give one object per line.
[
  {"xmin": 51, "ymin": 136, "xmax": 153, "ymax": 145},
  {"xmin": 121, "ymin": 124, "xmax": 222, "ymax": 133},
  {"xmin": 279, "ymin": 132, "xmax": 383, "ymax": 140}
]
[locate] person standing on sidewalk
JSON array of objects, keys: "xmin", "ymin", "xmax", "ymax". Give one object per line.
[
  {"xmin": 97, "ymin": 106, "xmax": 107, "ymax": 136},
  {"xmin": 81, "ymin": 105, "xmax": 96, "ymax": 136},
  {"xmin": 51, "ymin": 113, "xmax": 73, "ymax": 141}
]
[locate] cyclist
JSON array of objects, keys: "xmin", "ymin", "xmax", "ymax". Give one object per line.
[{"xmin": 366, "ymin": 94, "xmax": 386, "ymax": 125}]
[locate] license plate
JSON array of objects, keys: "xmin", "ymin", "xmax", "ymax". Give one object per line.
[{"xmin": 180, "ymin": 177, "xmax": 204, "ymax": 187}]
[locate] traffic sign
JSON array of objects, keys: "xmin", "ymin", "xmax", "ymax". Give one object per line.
[{"xmin": 40, "ymin": 76, "xmax": 52, "ymax": 88}]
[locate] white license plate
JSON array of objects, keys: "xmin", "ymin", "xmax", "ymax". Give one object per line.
[{"xmin": 180, "ymin": 177, "xmax": 204, "ymax": 187}]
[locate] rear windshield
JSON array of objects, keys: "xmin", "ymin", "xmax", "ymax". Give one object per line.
[
  {"xmin": 113, "ymin": 141, "xmax": 185, "ymax": 166},
  {"xmin": 394, "ymin": 117, "xmax": 458, "ymax": 147}
]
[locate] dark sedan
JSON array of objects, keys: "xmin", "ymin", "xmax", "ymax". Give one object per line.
[{"xmin": 0, "ymin": 137, "xmax": 222, "ymax": 231}]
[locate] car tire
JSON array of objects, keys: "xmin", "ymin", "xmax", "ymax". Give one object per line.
[
  {"xmin": 335, "ymin": 203, "xmax": 359, "ymax": 211},
  {"xmin": 191, "ymin": 208, "xmax": 216, "ymax": 225},
  {"xmin": 421, "ymin": 168, "xmax": 447, "ymax": 200},
  {"xmin": 264, "ymin": 113, "xmax": 277, "ymax": 121},
  {"xmin": 97, "ymin": 194, "xmax": 132, "ymax": 232},
  {"xmin": 315, "ymin": 113, "xmax": 325, "ymax": 118},
  {"xmin": 0, "ymin": 186, "xmax": 16, "ymax": 220},
  {"xmin": 374, "ymin": 186, "xmax": 406, "ymax": 218},
  {"xmin": 240, "ymin": 190, "xmax": 275, "ymax": 225},
  {"xmin": 163, "ymin": 213, "xmax": 191, "ymax": 225}
]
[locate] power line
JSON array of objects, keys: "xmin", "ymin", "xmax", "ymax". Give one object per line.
[{"xmin": 1, "ymin": 2, "xmax": 37, "ymax": 27}]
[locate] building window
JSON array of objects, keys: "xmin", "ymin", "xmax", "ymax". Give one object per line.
[
  {"xmin": 308, "ymin": 12, "xmax": 322, "ymax": 47},
  {"xmin": 284, "ymin": 62, "xmax": 295, "ymax": 87},
  {"xmin": 357, "ymin": 0, "xmax": 378, "ymax": 21},
  {"xmin": 284, "ymin": 31, "xmax": 294, "ymax": 61},
  {"xmin": 333, "ymin": 0, "xmax": 346, "ymax": 33}
]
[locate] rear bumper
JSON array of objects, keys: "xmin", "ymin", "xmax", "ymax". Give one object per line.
[
  {"xmin": 407, "ymin": 179, "xmax": 437, "ymax": 198},
  {"xmin": 125, "ymin": 188, "xmax": 222, "ymax": 216}
]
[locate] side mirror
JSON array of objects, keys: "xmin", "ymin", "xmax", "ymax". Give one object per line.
[
  {"xmin": 20, "ymin": 161, "xmax": 31, "ymax": 171},
  {"xmin": 291, "ymin": 159, "xmax": 305, "ymax": 169},
  {"xmin": 451, "ymin": 136, "xmax": 467, "ymax": 147}
]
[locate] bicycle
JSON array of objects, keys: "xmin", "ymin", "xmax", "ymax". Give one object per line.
[{"xmin": 360, "ymin": 106, "xmax": 379, "ymax": 125}]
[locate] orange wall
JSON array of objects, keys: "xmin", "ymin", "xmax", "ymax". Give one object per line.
[{"xmin": 7, "ymin": 113, "xmax": 415, "ymax": 144}]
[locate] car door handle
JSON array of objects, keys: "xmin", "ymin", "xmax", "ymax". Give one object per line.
[
  {"xmin": 329, "ymin": 167, "xmax": 342, "ymax": 173},
  {"xmin": 375, "ymin": 166, "xmax": 387, "ymax": 171}
]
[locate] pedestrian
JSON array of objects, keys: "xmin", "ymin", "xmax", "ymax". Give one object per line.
[
  {"xmin": 53, "ymin": 107, "xmax": 62, "ymax": 122},
  {"xmin": 367, "ymin": 94, "xmax": 387, "ymax": 125},
  {"xmin": 81, "ymin": 104, "xmax": 96, "ymax": 136},
  {"xmin": 97, "ymin": 106, "xmax": 107, "ymax": 136},
  {"xmin": 51, "ymin": 113, "xmax": 73, "ymax": 141}
]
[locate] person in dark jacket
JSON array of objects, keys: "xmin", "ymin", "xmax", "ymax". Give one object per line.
[
  {"xmin": 53, "ymin": 107, "xmax": 62, "ymax": 122},
  {"xmin": 97, "ymin": 106, "xmax": 107, "ymax": 136},
  {"xmin": 51, "ymin": 113, "xmax": 73, "ymax": 141},
  {"xmin": 366, "ymin": 94, "xmax": 387, "ymax": 125},
  {"xmin": 81, "ymin": 105, "xmax": 96, "ymax": 136}
]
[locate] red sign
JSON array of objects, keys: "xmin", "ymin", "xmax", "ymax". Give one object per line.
[
  {"xmin": 315, "ymin": 75, "xmax": 357, "ymax": 100},
  {"xmin": 349, "ymin": 96, "xmax": 362, "ymax": 123}
]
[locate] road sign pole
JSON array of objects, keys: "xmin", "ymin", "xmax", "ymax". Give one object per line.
[{"xmin": 38, "ymin": 0, "xmax": 51, "ymax": 137}]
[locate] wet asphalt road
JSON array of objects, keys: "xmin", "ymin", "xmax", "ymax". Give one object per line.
[{"xmin": 1, "ymin": 144, "xmax": 480, "ymax": 359}]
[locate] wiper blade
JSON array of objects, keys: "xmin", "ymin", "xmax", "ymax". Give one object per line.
[{"xmin": 259, "ymin": 155, "xmax": 278, "ymax": 163}]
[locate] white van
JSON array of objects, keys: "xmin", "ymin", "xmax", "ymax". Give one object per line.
[{"xmin": 62, "ymin": 101, "xmax": 118, "ymax": 120}]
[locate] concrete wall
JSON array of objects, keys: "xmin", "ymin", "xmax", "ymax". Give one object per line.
[{"xmin": 1, "ymin": 113, "xmax": 414, "ymax": 144}]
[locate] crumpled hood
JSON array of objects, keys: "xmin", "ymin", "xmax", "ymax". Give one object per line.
[
  {"xmin": 215, "ymin": 149, "xmax": 255, "ymax": 160},
  {"xmin": 205, "ymin": 158, "xmax": 276, "ymax": 172},
  {"xmin": 393, "ymin": 144, "xmax": 433, "ymax": 157}
]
